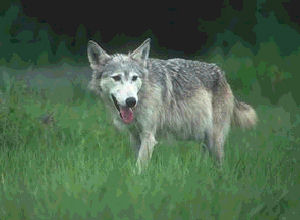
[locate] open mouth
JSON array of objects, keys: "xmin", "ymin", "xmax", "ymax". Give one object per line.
[{"xmin": 111, "ymin": 95, "xmax": 134, "ymax": 124}]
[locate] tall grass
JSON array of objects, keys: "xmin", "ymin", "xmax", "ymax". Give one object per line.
[{"xmin": 0, "ymin": 63, "xmax": 299, "ymax": 219}]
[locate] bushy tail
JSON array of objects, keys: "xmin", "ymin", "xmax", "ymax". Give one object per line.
[{"xmin": 232, "ymin": 98, "xmax": 257, "ymax": 129}]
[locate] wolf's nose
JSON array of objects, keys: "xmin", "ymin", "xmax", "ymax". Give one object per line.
[{"xmin": 126, "ymin": 97, "xmax": 136, "ymax": 108}]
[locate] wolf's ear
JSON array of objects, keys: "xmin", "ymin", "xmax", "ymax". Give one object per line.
[
  {"xmin": 130, "ymin": 38, "xmax": 151, "ymax": 66},
  {"xmin": 87, "ymin": 40, "xmax": 110, "ymax": 70}
]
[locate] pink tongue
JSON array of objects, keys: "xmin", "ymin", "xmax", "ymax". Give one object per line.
[{"xmin": 120, "ymin": 107, "xmax": 134, "ymax": 124}]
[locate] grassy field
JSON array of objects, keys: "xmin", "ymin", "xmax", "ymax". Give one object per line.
[{"xmin": 0, "ymin": 65, "xmax": 299, "ymax": 220}]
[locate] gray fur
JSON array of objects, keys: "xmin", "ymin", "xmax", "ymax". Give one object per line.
[{"xmin": 87, "ymin": 38, "xmax": 257, "ymax": 171}]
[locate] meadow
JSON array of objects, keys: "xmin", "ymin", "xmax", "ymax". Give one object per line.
[{"xmin": 0, "ymin": 53, "xmax": 299, "ymax": 220}]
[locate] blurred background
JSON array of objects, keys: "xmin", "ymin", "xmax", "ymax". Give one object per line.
[{"xmin": 0, "ymin": 0, "xmax": 299, "ymax": 106}]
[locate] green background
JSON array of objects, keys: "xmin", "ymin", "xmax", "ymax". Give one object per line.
[{"xmin": 0, "ymin": 0, "xmax": 299, "ymax": 219}]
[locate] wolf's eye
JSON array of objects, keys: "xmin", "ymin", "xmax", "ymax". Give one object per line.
[
  {"xmin": 132, "ymin": 76, "xmax": 138, "ymax": 81},
  {"xmin": 112, "ymin": 75, "xmax": 121, "ymax": 81}
]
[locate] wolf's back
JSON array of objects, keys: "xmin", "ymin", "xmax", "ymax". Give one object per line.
[{"xmin": 232, "ymin": 98, "xmax": 257, "ymax": 129}]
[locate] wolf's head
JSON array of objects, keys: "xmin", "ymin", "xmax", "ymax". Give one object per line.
[{"xmin": 87, "ymin": 39, "xmax": 150, "ymax": 124}]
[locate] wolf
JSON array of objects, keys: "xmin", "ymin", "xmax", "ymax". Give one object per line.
[{"xmin": 87, "ymin": 38, "xmax": 257, "ymax": 170}]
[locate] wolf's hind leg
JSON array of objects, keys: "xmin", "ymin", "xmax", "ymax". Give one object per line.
[
  {"xmin": 212, "ymin": 118, "xmax": 231, "ymax": 164},
  {"xmin": 211, "ymin": 88, "xmax": 234, "ymax": 164}
]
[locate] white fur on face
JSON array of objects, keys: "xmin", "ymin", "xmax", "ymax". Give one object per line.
[{"xmin": 101, "ymin": 71, "xmax": 142, "ymax": 106}]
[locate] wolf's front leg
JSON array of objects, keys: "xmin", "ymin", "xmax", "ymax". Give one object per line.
[
  {"xmin": 136, "ymin": 132, "xmax": 157, "ymax": 172},
  {"xmin": 129, "ymin": 132, "xmax": 140, "ymax": 158}
]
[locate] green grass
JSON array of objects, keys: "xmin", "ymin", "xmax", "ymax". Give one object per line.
[{"xmin": 0, "ymin": 68, "xmax": 299, "ymax": 220}]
